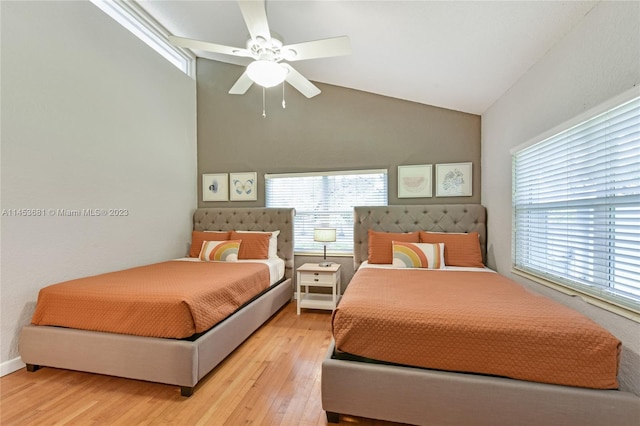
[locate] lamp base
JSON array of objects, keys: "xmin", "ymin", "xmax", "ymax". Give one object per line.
[{"xmin": 319, "ymin": 261, "xmax": 332, "ymax": 267}]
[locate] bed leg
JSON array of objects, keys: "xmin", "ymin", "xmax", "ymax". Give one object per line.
[
  {"xmin": 180, "ymin": 386, "xmax": 194, "ymax": 397},
  {"xmin": 326, "ymin": 411, "xmax": 340, "ymax": 423},
  {"xmin": 26, "ymin": 364, "xmax": 40, "ymax": 372}
]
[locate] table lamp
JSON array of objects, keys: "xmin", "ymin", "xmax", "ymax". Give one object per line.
[{"xmin": 314, "ymin": 228, "xmax": 336, "ymax": 267}]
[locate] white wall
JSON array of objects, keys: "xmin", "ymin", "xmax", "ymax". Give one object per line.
[
  {"xmin": 482, "ymin": 1, "xmax": 640, "ymax": 395},
  {"xmin": 0, "ymin": 1, "xmax": 197, "ymax": 373}
]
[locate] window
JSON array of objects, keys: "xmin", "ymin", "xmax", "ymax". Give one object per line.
[
  {"xmin": 266, "ymin": 170, "xmax": 388, "ymax": 253},
  {"xmin": 512, "ymin": 90, "xmax": 640, "ymax": 314},
  {"xmin": 90, "ymin": 0, "xmax": 195, "ymax": 77}
]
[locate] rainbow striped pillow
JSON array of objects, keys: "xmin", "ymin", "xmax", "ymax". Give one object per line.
[
  {"xmin": 199, "ymin": 240, "xmax": 241, "ymax": 262},
  {"xmin": 392, "ymin": 242, "xmax": 445, "ymax": 269}
]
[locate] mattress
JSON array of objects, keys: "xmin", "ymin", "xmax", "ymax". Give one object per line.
[
  {"xmin": 31, "ymin": 260, "xmax": 272, "ymax": 339},
  {"xmin": 332, "ymin": 267, "xmax": 621, "ymax": 390},
  {"xmin": 176, "ymin": 256, "xmax": 285, "ymax": 285}
]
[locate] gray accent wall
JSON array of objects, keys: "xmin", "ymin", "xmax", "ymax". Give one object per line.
[
  {"xmin": 482, "ymin": 1, "xmax": 640, "ymax": 396},
  {"xmin": 196, "ymin": 59, "xmax": 481, "ymax": 208},
  {"xmin": 196, "ymin": 59, "xmax": 480, "ymax": 285}
]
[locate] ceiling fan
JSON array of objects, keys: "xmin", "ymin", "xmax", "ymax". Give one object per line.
[{"xmin": 168, "ymin": 0, "xmax": 351, "ymax": 99}]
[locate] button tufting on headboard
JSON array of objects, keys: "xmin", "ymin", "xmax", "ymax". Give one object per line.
[
  {"xmin": 353, "ymin": 205, "xmax": 487, "ymax": 270},
  {"xmin": 193, "ymin": 207, "xmax": 296, "ymax": 280}
]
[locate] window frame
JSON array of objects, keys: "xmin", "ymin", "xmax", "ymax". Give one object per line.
[
  {"xmin": 90, "ymin": 0, "xmax": 195, "ymax": 78},
  {"xmin": 265, "ymin": 169, "xmax": 388, "ymax": 255},
  {"xmin": 511, "ymin": 87, "xmax": 640, "ymax": 322}
]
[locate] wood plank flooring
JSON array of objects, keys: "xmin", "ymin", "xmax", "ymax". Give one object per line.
[{"xmin": 0, "ymin": 302, "xmax": 404, "ymax": 426}]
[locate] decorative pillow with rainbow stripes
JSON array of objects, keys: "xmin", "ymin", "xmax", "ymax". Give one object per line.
[
  {"xmin": 199, "ymin": 240, "xmax": 241, "ymax": 262},
  {"xmin": 392, "ymin": 242, "xmax": 445, "ymax": 269}
]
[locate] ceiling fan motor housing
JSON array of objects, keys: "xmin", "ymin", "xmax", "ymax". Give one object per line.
[{"xmin": 247, "ymin": 37, "xmax": 296, "ymax": 62}]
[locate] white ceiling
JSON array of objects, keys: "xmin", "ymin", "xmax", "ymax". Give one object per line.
[{"xmin": 139, "ymin": 0, "xmax": 598, "ymax": 115}]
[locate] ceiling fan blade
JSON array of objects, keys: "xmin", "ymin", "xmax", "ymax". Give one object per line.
[
  {"xmin": 229, "ymin": 70, "xmax": 255, "ymax": 95},
  {"xmin": 168, "ymin": 35, "xmax": 252, "ymax": 58},
  {"xmin": 237, "ymin": 0, "xmax": 271, "ymax": 42},
  {"xmin": 281, "ymin": 36, "xmax": 351, "ymax": 61},
  {"xmin": 281, "ymin": 64, "xmax": 321, "ymax": 98}
]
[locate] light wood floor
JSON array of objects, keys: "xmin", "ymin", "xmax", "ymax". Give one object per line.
[{"xmin": 0, "ymin": 302, "xmax": 404, "ymax": 426}]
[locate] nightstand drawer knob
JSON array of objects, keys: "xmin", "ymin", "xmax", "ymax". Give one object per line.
[
  {"xmin": 314, "ymin": 278, "xmax": 319, "ymax": 282},
  {"xmin": 314, "ymin": 272, "xmax": 319, "ymax": 275}
]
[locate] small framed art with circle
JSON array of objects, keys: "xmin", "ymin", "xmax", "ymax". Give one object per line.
[{"xmin": 202, "ymin": 173, "xmax": 229, "ymax": 202}]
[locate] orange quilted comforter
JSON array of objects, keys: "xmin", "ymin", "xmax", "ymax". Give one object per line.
[
  {"xmin": 32, "ymin": 261, "xmax": 270, "ymax": 339},
  {"xmin": 332, "ymin": 268, "xmax": 621, "ymax": 389}
]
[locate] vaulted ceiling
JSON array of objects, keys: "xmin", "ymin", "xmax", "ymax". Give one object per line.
[{"xmin": 140, "ymin": 0, "xmax": 598, "ymax": 115}]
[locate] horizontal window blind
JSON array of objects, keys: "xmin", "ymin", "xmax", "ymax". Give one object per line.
[
  {"xmin": 512, "ymin": 95, "xmax": 640, "ymax": 312},
  {"xmin": 266, "ymin": 170, "xmax": 388, "ymax": 253}
]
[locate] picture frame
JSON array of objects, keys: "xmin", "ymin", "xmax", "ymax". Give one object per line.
[
  {"xmin": 398, "ymin": 164, "xmax": 433, "ymax": 198},
  {"xmin": 230, "ymin": 172, "xmax": 258, "ymax": 201},
  {"xmin": 436, "ymin": 162, "xmax": 472, "ymax": 197},
  {"xmin": 202, "ymin": 173, "xmax": 228, "ymax": 202}
]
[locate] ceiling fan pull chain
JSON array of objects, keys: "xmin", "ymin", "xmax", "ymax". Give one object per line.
[
  {"xmin": 262, "ymin": 87, "xmax": 266, "ymax": 118},
  {"xmin": 282, "ymin": 82, "xmax": 286, "ymax": 109}
]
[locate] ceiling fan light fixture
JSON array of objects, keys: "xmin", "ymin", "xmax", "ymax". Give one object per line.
[{"xmin": 247, "ymin": 60, "xmax": 288, "ymax": 88}]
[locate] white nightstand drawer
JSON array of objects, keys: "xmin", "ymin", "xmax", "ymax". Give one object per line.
[{"xmin": 299, "ymin": 271, "xmax": 336, "ymax": 285}]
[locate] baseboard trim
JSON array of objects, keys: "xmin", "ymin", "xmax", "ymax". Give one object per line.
[{"xmin": 1, "ymin": 357, "xmax": 25, "ymax": 377}]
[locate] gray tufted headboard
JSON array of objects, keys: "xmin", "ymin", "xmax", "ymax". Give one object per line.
[
  {"xmin": 193, "ymin": 208, "xmax": 295, "ymax": 280},
  {"xmin": 354, "ymin": 205, "xmax": 487, "ymax": 270}
]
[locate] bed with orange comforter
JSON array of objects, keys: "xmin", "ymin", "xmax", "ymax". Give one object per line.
[
  {"xmin": 20, "ymin": 207, "xmax": 295, "ymax": 396},
  {"xmin": 332, "ymin": 267, "xmax": 620, "ymax": 390},
  {"xmin": 321, "ymin": 205, "xmax": 640, "ymax": 426},
  {"xmin": 31, "ymin": 261, "xmax": 271, "ymax": 339}
]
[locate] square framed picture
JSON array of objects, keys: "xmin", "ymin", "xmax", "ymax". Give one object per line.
[
  {"xmin": 398, "ymin": 164, "xmax": 432, "ymax": 198},
  {"xmin": 436, "ymin": 162, "xmax": 472, "ymax": 197},
  {"xmin": 230, "ymin": 172, "xmax": 257, "ymax": 201},
  {"xmin": 202, "ymin": 173, "xmax": 228, "ymax": 202}
]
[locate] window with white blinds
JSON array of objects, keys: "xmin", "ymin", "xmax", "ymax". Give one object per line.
[
  {"xmin": 512, "ymin": 94, "xmax": 640, "ymax": 313},
  {"xmin": 266, "ymin": 170, "xmax": 388, "ymax": 253}
]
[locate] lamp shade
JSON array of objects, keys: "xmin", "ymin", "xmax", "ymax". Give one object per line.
[
  {"xmin": 246, "ymin": 60, "xmax": 288, "ymax": 88},
  {"xmin": 314, "ymin": 228, "xmax": 336, "ymax": 243}
]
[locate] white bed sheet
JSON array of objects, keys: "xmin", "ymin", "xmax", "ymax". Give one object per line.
[
  {"xmin": 174, "ymin": 257, "xmax": 285, "ymax": 285},
  {"xmin": 359, "ymin": 261, "xmax": 495, "ymax": 273}
]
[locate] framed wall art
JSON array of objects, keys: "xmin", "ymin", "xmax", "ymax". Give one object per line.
[
  {"xmin": 202, "ymin": 173, "xmax": 229, "ymax": 202},
  {"xmin": 230, "ymin": 172, "xmax": 257, "ymax": 201},
  {"xmin": 398, "ymin": 164, "xmax": 432, "ymax": 198},
  {"xmin": 436, "ymin": 162, "xmax": 472, "ymax": 197}
]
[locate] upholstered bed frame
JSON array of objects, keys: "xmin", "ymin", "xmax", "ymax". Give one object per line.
[
  {"xmin": 19, "ymin": 207, "xmax": 295, "ymax": 396},
  {"xmin": 321, "ymin": 205, "xmax": 640, "ymax": 425}
]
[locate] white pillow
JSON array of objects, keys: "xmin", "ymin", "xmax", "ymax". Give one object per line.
[{"xmin": 234, "ymin": 230, "xmax": 280, "ymax": 258}]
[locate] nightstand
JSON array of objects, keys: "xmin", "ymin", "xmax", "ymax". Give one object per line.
[{"xmin": 296, "ymin": 263, "xmax": 342, "ymax": 315}]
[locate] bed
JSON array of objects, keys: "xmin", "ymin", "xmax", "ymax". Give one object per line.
[
  {"xmin": 321, "ymin": 205, "xmax": 640, "ymax": 425},
  {"xmin": 19, "ymin": 207, "xmax": 295, "ymax": 396}
]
